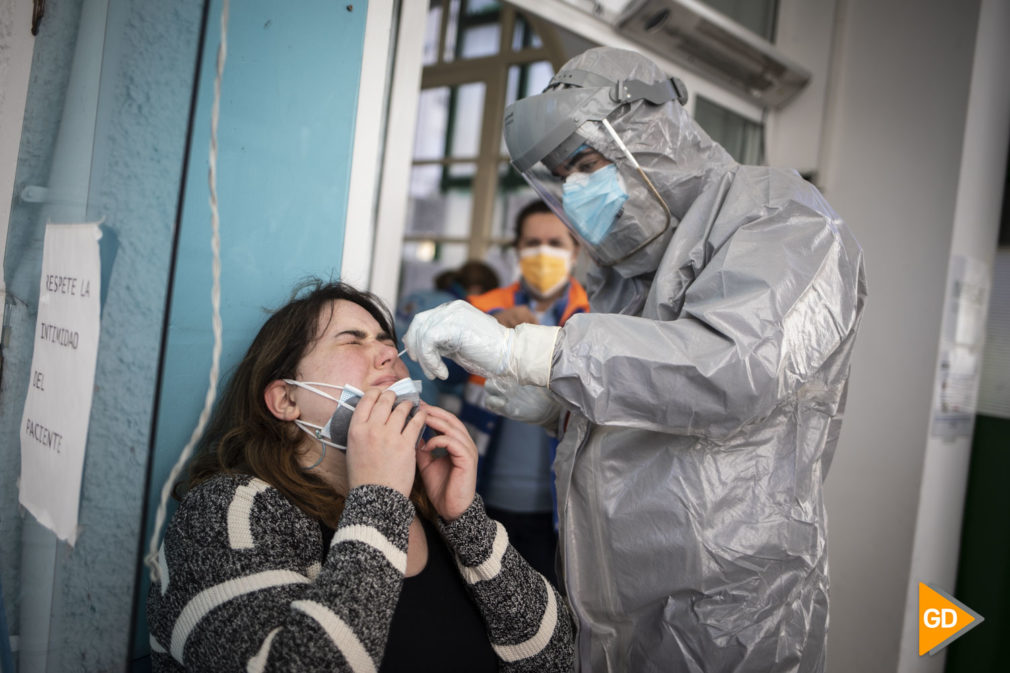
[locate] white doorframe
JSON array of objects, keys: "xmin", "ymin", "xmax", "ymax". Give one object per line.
[
  {"xmin": 341, "ymin": 0, "xmax": 397, "ymax": 291},
  {"xmin": 367, "ymin": 0, "xmax": 430, "ymax": 310}
]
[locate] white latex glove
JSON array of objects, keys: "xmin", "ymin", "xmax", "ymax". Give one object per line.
[
  {"xmin": 485, "ymin": 377, "xmax": 562, "ymax": 431},
  {"xmin": 403, "ymin": 300, "xmax": 560, "ymax": 386}
]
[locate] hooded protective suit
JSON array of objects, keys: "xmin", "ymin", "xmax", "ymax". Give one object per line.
[{"xmin": 500, "ymin": 48, "xmax": 867, "ymax": 672}]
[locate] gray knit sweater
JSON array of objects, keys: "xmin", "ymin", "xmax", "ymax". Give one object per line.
[{"xmin": 146, "ymin": 473, "xmax": 574, "ymax": 671}]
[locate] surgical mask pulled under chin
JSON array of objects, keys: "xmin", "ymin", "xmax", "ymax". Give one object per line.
[
  {"xmin": 519, "ymin": 245, "xmax": 572, "ymax": 298},
  {"xmin": 284, "ymin": 377, "xmax": 422, "ymax": 456},
  {"xmin": 562, "ymin": 163, "xmax": 628, "ymax": 245}
]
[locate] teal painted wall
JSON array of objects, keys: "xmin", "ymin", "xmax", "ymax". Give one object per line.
[
  {"xmin": 2, "ymin": 0, "xmax": 204, "ymax": 669},
  {"xmin": 0, "ymin": 0, "xmax": 367, "ymax": 667},
  {"xmin": 134, "ymin": 0, "xmax": 368, "ymax": 660}
]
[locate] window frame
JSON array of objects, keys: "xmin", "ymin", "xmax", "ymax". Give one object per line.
[
  {"xmin": 406, "ymin": 4, "xmax": 564, "ymax": 277},
  {"xmin": 366, "ymin": 0, "xmax": 782, "ymax": 308}
]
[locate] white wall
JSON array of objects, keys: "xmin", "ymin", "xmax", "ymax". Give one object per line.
[
  {"xmin": 766, "ymin": 0, "xmax": 837, "ymax": 175},
  {"xmin": 818, "ymin": 0, "xmax": 1008, "ymax": 671},
  {"xmin": 896, "ymin": 0, "xmax": 1010, "ymax": 668}
]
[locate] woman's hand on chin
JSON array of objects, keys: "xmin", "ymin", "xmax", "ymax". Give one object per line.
[
  {"xmin": 415, "ymin": 403, "xmax": 478, "ymax": 521},
  {"xmin": 346, "ymin": 387, "xmax": 427, "ymax": 497}
]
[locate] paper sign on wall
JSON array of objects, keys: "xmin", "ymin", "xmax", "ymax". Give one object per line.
[
  {"xmin": 931, "ymin": 254, "xmax": 989, "ymax": 440},
  {"xmin": 19, "ymin": 222, "xmax": 103, "ymax": 545}
]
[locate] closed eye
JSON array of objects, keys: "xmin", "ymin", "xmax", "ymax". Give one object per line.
[
  {"xmin": 336, "ymin": 329, "xmax": 367, "ymax": 343},
  {"xmin": 336, "ymin": 329, "xmax": 395, "ymax": 347}
]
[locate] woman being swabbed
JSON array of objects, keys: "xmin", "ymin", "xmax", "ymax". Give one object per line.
[{"xmin": 147, "ymin": 279, "xmax": 574, "ymax": 672}]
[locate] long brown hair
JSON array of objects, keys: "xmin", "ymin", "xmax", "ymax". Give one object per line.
[{"xmin": 181, "ymin": 279, "xmax": 431, "ymax": 526}]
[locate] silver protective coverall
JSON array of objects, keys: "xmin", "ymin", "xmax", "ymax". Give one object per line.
[{"xmin": 514, "ymin": 49, "xmax": 866, "ymax": 672}]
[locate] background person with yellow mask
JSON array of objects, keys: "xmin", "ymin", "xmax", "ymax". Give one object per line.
[{"xmin": 458, "ymin": 200, "xmax": 588, "ymax": 584}]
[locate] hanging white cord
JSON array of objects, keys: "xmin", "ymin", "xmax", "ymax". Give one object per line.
[{"xmin": 145, "ymin": 0, "xmax": 229, "ymax": 582}]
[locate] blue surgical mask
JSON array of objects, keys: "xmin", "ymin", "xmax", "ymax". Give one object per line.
[{"xmin": 562, "ymin": 163, "xmax": 628, "ymax": 245}]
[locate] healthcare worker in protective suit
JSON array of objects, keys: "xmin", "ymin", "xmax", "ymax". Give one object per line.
[{"xmin": 404, "ymin": 47, "xmax": 866, "ymax": 673}]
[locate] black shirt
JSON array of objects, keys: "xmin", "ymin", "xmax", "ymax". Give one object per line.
[{"xmin": 321, "ymin": 517, "xmax": 498, "ymax": 672}]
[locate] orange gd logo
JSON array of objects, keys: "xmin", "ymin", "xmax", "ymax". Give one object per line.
[{"xmin": 918, "ymin": 582, "xmax": 984, "ymax": 656}]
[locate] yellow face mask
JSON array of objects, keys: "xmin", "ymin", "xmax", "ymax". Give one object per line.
[{"xmin": 519, "ymin": 245, "xmax": 573, "ymax": 298}]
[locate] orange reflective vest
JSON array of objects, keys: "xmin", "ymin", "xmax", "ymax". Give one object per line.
[
  {"xmin": 459, "ymin": 279, "xmax": 589, "ymax": 461},
  {"xmin": 465, "ymin": 279, "xmax": 590, "ymax": 387}
]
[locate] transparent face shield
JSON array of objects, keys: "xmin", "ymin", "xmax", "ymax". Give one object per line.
[{"xmin": 516, "ymin": 119, "xmax": 674, "ymax": 267}]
